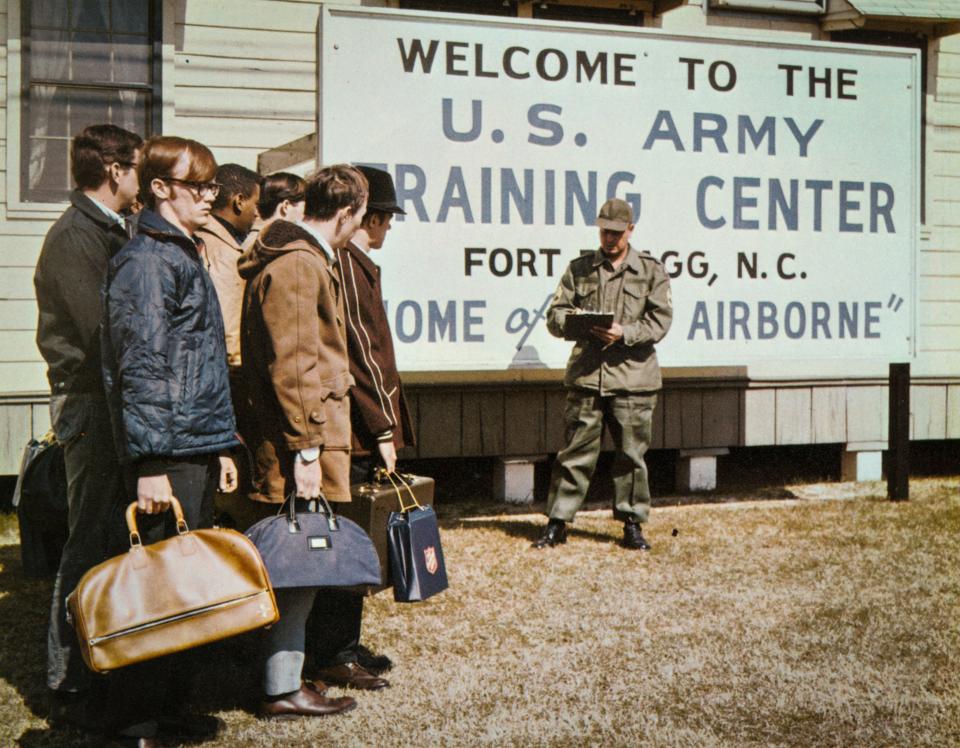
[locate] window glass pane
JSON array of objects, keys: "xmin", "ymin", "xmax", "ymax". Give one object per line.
[
  {"xmin": 28, "ymin": 84, "xmax": 69, "ymax": 138},
  {"xmin": 32, "ymin": 29, "xmax": 70, "ymax": 81},
  {"xmin": 27, "ymin": 137, "xmax": 70, "ymax": 198},
  {"xmin": 73, "ymin": 0, "xmax": 109, "ymax": 30},
  {"xmin": 32, "ymin": 0, "xmax": 68, "ymax": 28},
  {"xmin": 66, "ymin": 87, "xmax": 147, "ymax": 136},
  {"xmin": 113, "ymin": 36, "xmax": 151, "ymax": 85},
  {"xmin": 23, "ymin": 0, "xmax": 154, "ymax": 202},
  {"xmin": 112, "ymin": 0, "xmax": 149, "ymax": 34},
  {"xmin": 70, "ymin": 31, "xmax": 111, "ymax": 82}
]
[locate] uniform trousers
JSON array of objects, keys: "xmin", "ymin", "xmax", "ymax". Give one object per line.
[{"xmin": 547, "ymin": 389, "xmax": 657, "ymax": 523}]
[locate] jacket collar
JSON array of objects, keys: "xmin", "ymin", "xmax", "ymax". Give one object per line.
[
  {"xmin": 135, "ymin": 209, "xmax": 202, "ymax": 252},
  {"xmin": 343, "ymin": 240, "xmax": 380, "ymax": 278},
  {"xmin": 590, "ymin": 245, "xmax": 641, "ymax": 274},
  {"xmin": 196, "ymin": 213, "xmax": 243, "ymax": 251},
  {"xmin": 70, "ymin": 190, "xmax": 126, "ymax": 234}
]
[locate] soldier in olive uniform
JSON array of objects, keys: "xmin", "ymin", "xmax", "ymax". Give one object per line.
[{"xmin": 534, "ymin": 198, "xmax": 672, "ymax": 551}]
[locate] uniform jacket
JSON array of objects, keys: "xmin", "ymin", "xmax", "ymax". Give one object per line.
[
  {"xmin": 35, "ymin": 191, "xmax": 130, "ymax": 395},
  {"xmin": 196, "ymin": 216, "xmax": 245, "ymax": 367},
  {"xmin": 101, "ymin": 209, "xmax": 238, "ymax": 466},
  {"xmin": 546, "ymin": 246, "xmax": 672, "ymax": 394},
  {"xmin": 336, "ymin": 242, "xmax": 415, "ymax": 455},
  {"xmin": 238, "ymin": 220, "xmax": 354, "ymax": 503}
]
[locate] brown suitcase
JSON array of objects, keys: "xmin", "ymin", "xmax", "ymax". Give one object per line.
[
  {"xmin": 338, "ymin": 470, "xmax": 435, "ymax": 595},
  {"xmin": 67, "ymin": 497, "xmax": 279, "ymax": 673}
]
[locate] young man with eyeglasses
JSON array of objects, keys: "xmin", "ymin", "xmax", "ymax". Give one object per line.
[
  {"xmin": 34, "ymin": 124, "xmax": 143, "ymax": 731},
  {"xmin": 100, "ymin": 136, "xmax": 238, "ymax": 747}
]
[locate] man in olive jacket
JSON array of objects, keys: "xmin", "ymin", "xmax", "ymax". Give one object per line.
[
  {"xmin": 534, "ymin": 198, "xmax": 672, "ymax": 551},
  {"xmin": 33, "ymin": 124, "xmax": 141, "ymax": 726}
]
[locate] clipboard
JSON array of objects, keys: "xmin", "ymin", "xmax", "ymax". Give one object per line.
[{"xmin": 563, "ymin": 312, "xmax": 614, "ymax": 341}]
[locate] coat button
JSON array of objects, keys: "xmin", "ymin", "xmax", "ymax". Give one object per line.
[
  {"xmin": 309, "ymin": 411, "xmax": 321, "ymax": 423},
  {"xmin": 294, "ymin": 416, "xmax": 301, "ymax": 423}
]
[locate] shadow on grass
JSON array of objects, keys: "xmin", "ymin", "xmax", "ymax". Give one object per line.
[
  {"xmin": 447, "ymin": 517, "xmax": 615, "ymax": 545},
  {"xmin": 0, "ymin": 541, "xmax": 270, "ymax": 746},
  {"xmin": 0, "ymin": 546, "xmax": 100, "ymax": 746}
]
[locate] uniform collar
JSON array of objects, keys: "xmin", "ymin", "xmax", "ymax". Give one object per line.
[{"xmin": 590, "ymin": 245, "xmax": 641, "ymax": 273}]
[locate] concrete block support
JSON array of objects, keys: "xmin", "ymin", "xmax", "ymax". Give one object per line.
[
  {"xmin": 841, "ymin": 449, "xmax": 883, "ymax": 482},
  {"xmin": 676, "ymin": 448, "xmax": 729, "ymax": 492},
  {"xmin": 494, "ymin": 456, "xmax": 541, "ymax": 504}
]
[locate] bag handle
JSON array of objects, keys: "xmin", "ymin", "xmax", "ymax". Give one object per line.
[
  {"xmin": 125, "ymin": 496, "xmax": 187, "ymax": 548},
  {"xmin": 384, "ymin": 470, "xmax": 422, "ymax": 513},
  {"xmin": 279, "ymin": 491, "xmax": 336, "ymax": 534}
]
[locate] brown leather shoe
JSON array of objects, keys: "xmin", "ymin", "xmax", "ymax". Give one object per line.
[
  {"xmin": 259, "ymin": 682, "xmax": 357, "ymax": 719},
  {"xmin": 313, "ymin": 662, "xmax": 390, "ymax": 691}
]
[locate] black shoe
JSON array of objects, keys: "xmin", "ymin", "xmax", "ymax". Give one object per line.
[
  {"xmin": 532, "ymin": 519, "xmax": 567, "ymax": 549},
  {"xmin": 106, "ymin": 737, "xmax": 158, "ymax": 748},
  {"xmin": 47, "ymin": 689, "xmax": 101, "ymax": 731},
  {"xmin": 622, "ymin": 521, "xmax": 651, "ymax": 551},
  {"xmin": 356, "ymin": 643, "xmax": 393, "ymax": 675},
  {"xmin": 158, "ymin": 713, "xmax": 224, "ymax": 742}
]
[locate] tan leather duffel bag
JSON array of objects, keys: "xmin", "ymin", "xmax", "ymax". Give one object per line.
[{"xmin": 67, "ymin": 497, "xmax": 279, "ymax": 673}]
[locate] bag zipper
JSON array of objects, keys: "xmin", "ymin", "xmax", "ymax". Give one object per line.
[{"xmin": 87, "ymin": 591, "xmax": 268, "ymax": 646}]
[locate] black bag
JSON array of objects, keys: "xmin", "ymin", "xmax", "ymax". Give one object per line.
[
  {"xmin": 14, "ymin": 432, "xmax": 69, "ymax": 577},
  {"xmin": 386, "ymin": 474, "xmax": 449, "ymax": 603},
  {"xmin": 245, "ymin": 494, "xmax": 381, "ymax": 590},
  {"xmin": 340, "ymin": 469, "xmax": 436, "ymax": 595}
]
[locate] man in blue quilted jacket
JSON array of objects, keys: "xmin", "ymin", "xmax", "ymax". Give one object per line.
[{"xmin": 100, "ymin": 136, "xmax": 239, "ymax": 748}]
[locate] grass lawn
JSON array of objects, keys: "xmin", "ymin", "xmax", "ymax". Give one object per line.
[{"xmin": 0, "ymin": 478, "xmax": 957, "ymax": 746}]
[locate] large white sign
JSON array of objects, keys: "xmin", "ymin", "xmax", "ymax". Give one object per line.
[{"xmin": 319, "ymin": 7, "xmax": 918, "ymax": 371}]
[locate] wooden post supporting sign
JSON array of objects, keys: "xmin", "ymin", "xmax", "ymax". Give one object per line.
[{"xmin": 887, "ymin": 363, "xmax": 910, "ymax": 501}]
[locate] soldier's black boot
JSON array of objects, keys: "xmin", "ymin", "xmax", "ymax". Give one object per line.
[
  {"xmin": 622, "ymin": 520, "xmax": 651, "ymax": 551},
  {"xmin": 532, "ymin": 518, "xmax": 567, "ymax": 549}
]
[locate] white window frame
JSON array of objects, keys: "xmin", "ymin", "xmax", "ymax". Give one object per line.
[
  {"xmin": 709, "ymin": 0, "xmax": 825, "ymax": 14},
  {"xmin": 5, "ymin": 0, "xmax": 173, "ymax": 218}
]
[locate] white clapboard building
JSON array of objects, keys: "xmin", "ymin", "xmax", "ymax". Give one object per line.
[{"xmin": 0, "ymin": 0, "xmax": 957, "ymax": 495}]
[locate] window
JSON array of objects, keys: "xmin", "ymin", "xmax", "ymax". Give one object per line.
[
  {"xmin": 532, "ymin": 4, "xmax": 643, "ymax": 26},
  {"xmin": 21, "ymin": 0, "xmax": 160, "ymax": 203},
  {"xmin": 398, "ymin": 1, "xmax": 518, "ymax": 16}
]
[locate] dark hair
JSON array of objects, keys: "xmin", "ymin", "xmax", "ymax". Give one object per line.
[
  {"xmin": 258, "ymin": 172, "xmax": 306, "ymax": 220},
  {"xmin": 361, "ymin": 208, "xmax": 391, "ymax": 228},
  {"xmin": 212, "ymin": 163, "xmax": 260, "ymax": 210},
  {"xmin": 303, "ymin": 164, "xmax": 368, "ymax": 221},
  {"xmin": 138, "ymin": 136, "xmax": 217, "ymax": 209},
  {"xmin": 71, "ymin": 125, "xmax": 143, "ymax": 191}
]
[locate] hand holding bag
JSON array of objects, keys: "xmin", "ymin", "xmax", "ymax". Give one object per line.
[
  {"xmin": 66, "ymin": 497, "xmax": 279, "ymax": 674},
  {"xmin": 386, "ymin": 473, "xmax": 449, "ymax": 603},
  {"xmin": 244, "ymin": 493, "xmax": 382, "ymax": 590}
]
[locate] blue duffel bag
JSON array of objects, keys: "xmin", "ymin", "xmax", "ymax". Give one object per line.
[{"xmin": 245, "ymin": 494, "xmax": 381, "ymax": 590}]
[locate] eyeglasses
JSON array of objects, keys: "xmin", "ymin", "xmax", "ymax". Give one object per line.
[
  {"xmin": 113, "ymin": 161, "xmax": 139, "ymax": 170},
  {"xmin": 161, "ymin": 177, "xmax": 222, "ymax": 198}
]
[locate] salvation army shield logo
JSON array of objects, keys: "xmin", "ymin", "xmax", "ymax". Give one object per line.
[{"xmin": 424, "ymin": 546, "xmax": 438, "ymax": 574}]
